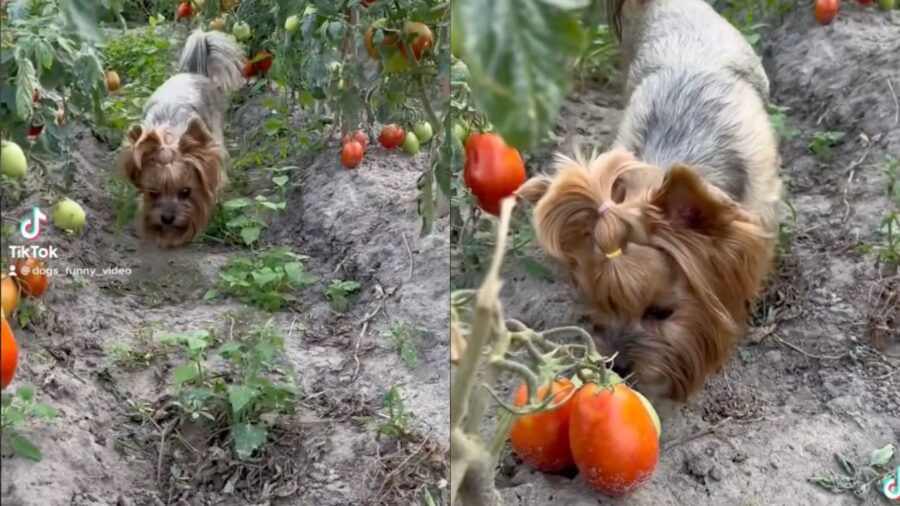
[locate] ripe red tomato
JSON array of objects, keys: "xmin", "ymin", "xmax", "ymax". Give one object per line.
[
  {"xmin": 1, "ymin": 316, "xmax": 18, "ymax": 390},
  {"xmin": 569, "ymin": 382, "xmax": 660, "ymax": 496},
  {"xmin": 27, "ymin": 124, "xmax": 43, "ymax": 138},
  {"xmin": 342, "ymin": 130, "xmax": 368, "ymax": 149},
  {"xmin": 379, "ymin": 124, "xmax": 405, "ymax": 149},
  {"xmin": 510, "ymin": 379, "xmax": 577, "ymax": 473},
  {"xmin": 243, "ymin": 59, "xmax": 258, "ymax": 79},
  {"xmin": 341, "ymin": 140, "xmax": 364, "ymax": 169},
  {"xmin": 815, "ymin": 0, "xmax": 839, "ymax": 24},
  {"xmin": 463, "ymin": 133, "xmax": 526, "ymax": 216},
  {"xmin": 400, "ymin": 22, "xmax": 433, "ymax": 61},
  {"xmin": 176, "ymin": 2, "xmax": 193, "ymax": 19},
  {"xmin": 254, "ymin": 50, "xmax": 273, "ymax": 74},
  {"xmin": 364, "ymin": 21, "xmax": 399, "ymax": 59},
  {"xmin": 14, "ymin": 257, "xmax": 49, "ymax": 298}
]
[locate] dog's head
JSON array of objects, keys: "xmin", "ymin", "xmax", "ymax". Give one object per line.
[
  {"xmin": 120, "ymin": 117, "xmax": 224, "ymax": 248},
  {"xmin": 519, "ymin": 149, "xmax": 773, "ymax": 402}
]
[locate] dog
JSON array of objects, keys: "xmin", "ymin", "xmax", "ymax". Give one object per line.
[
  {"xmin": 518, "ymin": 0, "xmax": 782, "ymax": 411},
  {"xmin": 120, "ymin": 29, "xmax": 244, "ymax": 248}
]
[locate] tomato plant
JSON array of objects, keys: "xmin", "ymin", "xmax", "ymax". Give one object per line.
[
  {"xmin": 569, "ymin": 382, "xmax": 660, "ymax": 496},
  {"xmin": 509, "ymin": 378, "xmax": 577, "ymax": 473}
]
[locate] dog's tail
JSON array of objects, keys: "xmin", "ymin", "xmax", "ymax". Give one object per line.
[{"xmin": 178, "ymin": 29, "xmax": 244, "ymax": 93}]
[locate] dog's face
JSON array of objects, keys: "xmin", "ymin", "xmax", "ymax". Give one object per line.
[
  {"xmin": 519, "ymin": 150, "xmax": 773, "ymax": 403},
  {"xmin": 120, "ymin": 117, "xmax": 223, "ymax": 248}
]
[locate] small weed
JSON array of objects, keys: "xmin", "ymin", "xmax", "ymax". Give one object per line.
[
  {"xmin": 107, "ymin": 325, "xmax": 168, "ymax": 369},
  {"xmin": 160, "ymin": 323, "xmax": 299, "ymax": 459},
  {"xmin": 110, "ymin": 179, "xmax": 139, "ymax": 234},
  {"xmin": 860, "ymin": 158, "xmax": 900, "ymax": 264},
  {"xmin": 206, "ymin": 193, "xmax": 287, "ymax": 247},
  {"xmin": 383, "ymin": 322, "xmax": 426, "ymax": 369},
  {"xmin": 325, "ymin": 280, "xmax": 361, "ymax": 313},
  {"xmin": 576, "ymin": 24, "xmax": 619, "ymax": 85},
  {"xmin": 767, "ymin": 104, "xmax": 799, "ymax": 141},
  {"xmin": 205, "ymin": 247, "xmax": 316, "ymax": 311},
  {"xmin": 376, "ymin": 385, "xmax": 410, "ymax": 438},
  {"xmin": 808, "ymin": 131, "xmax": 845, "ymax": 162},
  {"xmin": 809, "ymin": 444, "xmax": 896, "ymax": 501},
  {"xmin": 1, "ymin": 385, "xmax": 58, "ymax": 461},
  {"xmin": 14, "ymin": 299, "xmax": 41, "ymax": 329}
]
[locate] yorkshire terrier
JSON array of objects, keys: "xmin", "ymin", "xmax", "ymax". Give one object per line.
[
  {"xmin": 120, "ymin": 29, "xmax": 244, "ymax": 248},
  {"xmin": 518, "ymin": 0, "xmax": 783, "ymax": 411}
]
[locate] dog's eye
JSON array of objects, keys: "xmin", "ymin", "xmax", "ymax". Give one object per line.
[
  {"xmin": 147, "ymin": 191, "xmax": 160, "ymax": 200},
  {"xmin": 178, "ymin": 188, "xmax": 191, "ymax": 199},
  {"xmin": 643, "ymin": 306, "xmax": 673, "ymax": 321}
]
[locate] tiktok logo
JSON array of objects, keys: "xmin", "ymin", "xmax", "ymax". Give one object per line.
[
  {"xmin": 19, "ymin": 206, "xmax": 47, "ymax": 241},
  {"xmin": 885, "ymin": 466, "xmax": 900, "ymax": 502}
]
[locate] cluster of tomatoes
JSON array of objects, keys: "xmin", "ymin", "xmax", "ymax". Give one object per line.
[
  {"xmin": 460, "ymin": 130, "xmax": 527, "ymax": 216},
  {"xmin": 339, "ymin": 122, "xmax": 433, "ymax": 169},
  {"xmin": 509, "ymin": 373, "xmax": 661, "ymax": 496},
  {"xmin": 816, "ymin": 0, "xmax": 896, "ymax": 25},
  {"xmin": 1, "ymin": 257, "xmax": 51, "ymax": 391}
]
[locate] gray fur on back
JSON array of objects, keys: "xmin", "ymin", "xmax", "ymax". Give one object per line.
[{"xmin": 613, "ymin": 0, "xmax": 773, "ymax": 202}]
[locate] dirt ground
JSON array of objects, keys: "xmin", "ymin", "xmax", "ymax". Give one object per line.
[
  {"xmin": 0, "ymin": 81, "xmax": 449, "ymax": 503},
  {"xmin": 488, "ymin": 6, "xmax": 900, "ymax": 506}
]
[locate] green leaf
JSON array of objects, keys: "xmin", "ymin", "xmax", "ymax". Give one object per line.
[
  {"xmin": 869, "ymin": 444, "xmax": 895, "ymax": 468},
  {"xmin": 16, "ymin": 385, "xmax": 35, "ymax": 402},
  {"xmin": 203, "ymin": 289, "xmax": 219, "ymax": 301},
  {"xmin": 173, "ymin": 363, "xmax": 201, "ymax": 388},
  {"xmin": 15, "ymin": 57, "xmax": 37, "ymax": 120},
  {"xmin": 10, "ymin": 434, "xmax": 42, "ymax": 461},
  {"xmin": 228, "ymin": 385, "xmax": 257, "ymax": 416},
  {"xmin": 454, "ymin": 0, "xmax": 588, "ymax": 150},
  {"xmin": 60, "ymin": 0, "xmax": 104, "ymax": 42},
  {"xmin": 30, "ymin": 403, "xmax": 57, "ymax": 420},
  {"xmin": 223, "ymin": 197, "xmax": 252, "ymax": 209},
  {"xmin": 251, "ymin": 267, "xmax": 280, "ymax": 287},
  {"xmin": 35, "ymin": 40, "xmax": 55, "ymax": 70},
  {"xmin": 835, "ymin": 453, "xmax": 856, "ymax": 476},
  {"xmin": 232, "ymin": 423, "xmax": 267, "ymax": 459},
  {"xmin": 241, "ymin": 227, "xmax": 261, "ymax": 245},
  {"xmin": 272, "ymin": 175, "xmax": 289, "ymax": 187},
  {"xmin": 283, "ymin": 262, "xmax": 315, "ymax": 285}
]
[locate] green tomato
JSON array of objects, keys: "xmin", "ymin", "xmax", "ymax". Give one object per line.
[
  {"xmin": 413, "ymin": 122, "xmax": 433, "ymax": 144},
  {"xmin": 877, "ymin": 0, "xmax": 895, "ymax": 9},
  {"xmin": 53, "ymin": 198, "xmax": 86, "ymax": 232},
  {"xmin": 1, "ymin": 141, "xmax": 27, "ymax": 179},
  {"xmin": 383, "ymin": 51, "xmax": 410, "ymax": 74},
  {"xmin": 285, "ymin": 15, "xmax": 300, "ymax": 34},
  {"xmin": 402, "ymin": 132, "xmax": 420, "ymax": 155},
  {"xmin": 232, "ymin": 21, "xmax": 251, "ymax": 42},
  {"xmin": 452, "ymin": 122, "xmax": 468, "ymax": 144}
]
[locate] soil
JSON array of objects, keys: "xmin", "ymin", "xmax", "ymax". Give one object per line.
[
  {"xmin": 478, "ymin": 6, "xmax": 900, "ymax": 506},
  {"xmin": 0, "ymin": 74, "xmax": 449, "ymax": 504}
]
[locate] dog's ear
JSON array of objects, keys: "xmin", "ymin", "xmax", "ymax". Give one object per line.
[
  {"xmin": 517, "ymin": 175, "xmax": 551, "ymax": 205},
  {"xmin": 651, "ymin": 165, "xmax": 735, "ymax": 235},
  {"xmin": 121, "ymin": 126, "xmax": 162, "ymax": 188},
  {"xmin": 179, "ymin": 117, "xmax": 213, "ymax": 152}
]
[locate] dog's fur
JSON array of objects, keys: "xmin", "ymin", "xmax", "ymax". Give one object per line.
[
  {"xmin": 120, "ymin": 29, "xmax": 244, "ymax": 248},
  {"xmin": 519, "ymin": 0, "xmax": 782, "ymax": 409}
]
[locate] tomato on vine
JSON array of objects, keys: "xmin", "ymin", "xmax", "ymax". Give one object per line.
[
  {"xmin": 509, "ymin": 378, "xmax": 577, "ymax": 473},
  {"xmin": 463, "ymin": 133, "xmax": 526, "ymax": 216},
  {"xmin": 379, "ymin": 125, "xmax": 405, "ymax": 149}
]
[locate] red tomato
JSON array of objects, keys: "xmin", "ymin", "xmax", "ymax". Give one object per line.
[
  {"xmin": 509, "ymin": 379, "xmax": 577, "ymax": 473},
  {"xmin": 254, "ymin": 50, "xmax": 273, "ymax": 74},
  {"xmin": 176, "ymin": 2, "xmax": 193, "ymax": 19},
  {"xmin": 243, "ymin": 59, "xmax": 258, "ymax": 79},
  {"xmin": 399, "ymin": 22, "xmax": 433, "ymax": 61},
  {"xmin": 569, "ymin": 382, "xmax": 660, "ymax": 496},
  {"xmin": 27, "ymin": 124, "xmax": 43, "ymax": 138},
  {"xmin": 463, "ymin": 133, "xmax": 526, "ymax": 216},
  {"xmin": 379, "ymin": 124, "xmax": 405, "ymax": 149},
  {"xmin": 1, "ymin": 316, "xmax": 18, "ymax": 390},
  {"xmin": 815, "ymin": 0, "xmax": 839, "ymax": 24},
  {"xmin": 341, "ymin": 140, "xmax": 364, "ymax": 169},
  {"xmin": 14, "ymin": 257, "xmax": 49, "ymax": 298},
  {"xmin": 342, "ymin": 130, "xmax": 368, "ymax": 149}
]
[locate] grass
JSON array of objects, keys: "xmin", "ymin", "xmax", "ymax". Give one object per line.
[
  {"xmin": 383, "ymin": 322, "xmax": 426, "ymax": 369},
  {"xmin": 375, "ymin": 385, "xmax": 410, "ymax": 438},
  {"xmin": 808, "ymin": 131, "xmax": 845, "ymax": 162}
]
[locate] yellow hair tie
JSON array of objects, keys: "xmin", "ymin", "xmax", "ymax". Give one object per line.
[{"xmin": 604, "ymin": 249, "xmax": 622, "ymax": 259}]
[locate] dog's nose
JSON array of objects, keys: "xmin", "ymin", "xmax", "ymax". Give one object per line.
[{"xmin": 161, "ymin": 214, "xmax": 175, "ymax": 225}]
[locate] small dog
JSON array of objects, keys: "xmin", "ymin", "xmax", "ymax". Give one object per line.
[
  {"xmin": 519, "ymin": 0, "xmax": 782, "ymax": 409},
  {"xmin": 120, "ymin": 29, "xmax": 244, "ymax": 248}
]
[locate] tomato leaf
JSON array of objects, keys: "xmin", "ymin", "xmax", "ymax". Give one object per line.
[
  {"xmin": 868, "ymin": 444, "xmax": 894, "ymax": 468},
  {"xmin": 173, "ymin": 363, "xmax": 201, "ymax": 388},
  {"xmin": 15, "ymin": 55, "xmax": 37, "ymax": 120},
  {"xmin": 232, "ymin": 423, "xmax": 267, "ymax": 460},
  {"xmin": 453, "ymin": 0, "xmax": 588, "ymax": 150},
  {"xmin": 241, "ymin": 226, "xmax": 261, "ymax": 245},
  {"xmin": 9, "ymin": 434, "xmax": 42, "ymax": 461},
  {"xmin": 228, "ymin": 385, "xmax": 257, "ymax": 416}
]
